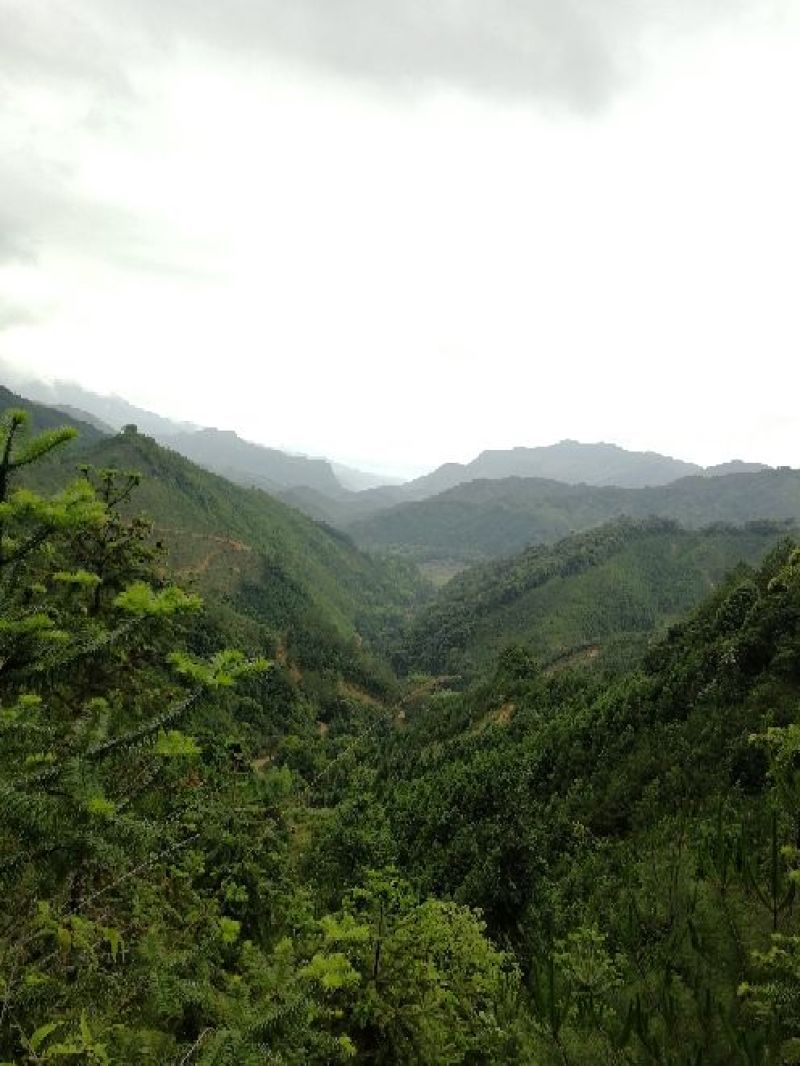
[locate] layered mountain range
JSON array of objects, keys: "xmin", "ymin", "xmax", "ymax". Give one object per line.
[{"xmin": 4, "ymin": 373, "xmax": 779, "ymax": 527}]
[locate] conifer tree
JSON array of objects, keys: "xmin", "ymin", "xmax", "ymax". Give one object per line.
[{"xmin": 0, "ymin": 411, "xmax": 268, "ymax": 1060}]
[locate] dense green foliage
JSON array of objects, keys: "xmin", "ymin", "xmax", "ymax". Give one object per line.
[
  {"xmin": 27, "ymin": 426, "xmax": 429, "ymax": 694},
  {"xmin": 0, "ymin": 410, "xmax": 515, "ymax": 1063},
  {"xmin": 367, "ymin": 536, "xmax": 800, "ymax": 1060},
  {"xmin": 349, "ymin": 470, "xmax": 800, "ymax": 562},
  {"xmin": 4, "ymin": 399, "xmax": 800, "ymax": 1062},
  {"xmin": 403, "ymin": 517, "xmax": 790, "ymax": 676}
]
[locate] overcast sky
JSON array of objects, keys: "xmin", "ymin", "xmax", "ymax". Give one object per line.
[{"xmin": 1, "ymin": 1, "xmax": 799, "ymax": 476}]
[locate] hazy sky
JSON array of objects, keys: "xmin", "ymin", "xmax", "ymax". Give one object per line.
[{"xmin": 1, "ymin": 1, "xmax": 799, "ymax": 476}]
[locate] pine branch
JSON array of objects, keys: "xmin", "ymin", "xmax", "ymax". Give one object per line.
[
  {"xmin": 84, "ymin": 689, "xmax": 202, "ymax": 761},
  {"xmin": 0, "ymin": 689, "xmax": 201, "ymax": 800},
  {"xmin": 12, "ymin": 618, "xmax": 138, "ymax": 680},
  {"xmin": 10, "ymin": 427, "xmax": 78, "ymax": 470}
]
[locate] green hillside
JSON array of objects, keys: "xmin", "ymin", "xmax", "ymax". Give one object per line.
[
  {"xmin": 350, "ymin": 470, "xmax": 800, "ymax": 562},
  {"xmin": 404, "ymin": 518, "xmax": 791, "ymax": 675},
  {"xmin": 28, "ymin": 426, "xmax": 426, "ymax": 678},
  {"xmin": 363, "ymin": 536, "xmax": 800, "ymax": 1060}
]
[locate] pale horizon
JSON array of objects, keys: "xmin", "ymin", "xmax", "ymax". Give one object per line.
[
  {"xmin": 2, "ymin": 2, "xmax": 799, "ymax": 475},
  {"xmin": 0, "ymin": 359, "xmax": 786, "ymax": 482}
]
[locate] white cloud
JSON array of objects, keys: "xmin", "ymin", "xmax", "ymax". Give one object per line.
[{"xmin": 1, "ymin": 3, "xmax": 799, "ymax": 473}]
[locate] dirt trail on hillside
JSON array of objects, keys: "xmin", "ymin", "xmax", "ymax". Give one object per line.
[{"xmin": 156, "ymin": 527, "xmax": 253, "ymax": 576}]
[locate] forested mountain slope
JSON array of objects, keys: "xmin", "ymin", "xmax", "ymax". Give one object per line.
[
  {"xmin": 0, "ymin": 408, "xmax": 520, "ymax": 1063},
  {"xmin": 361, "ymin": 537, "xmax": 800, "ymax": 1061},
  {"xmin": 350, "ymin": 469, "xmax": 800, "ymax": 561},
  {"xmin": 402, "ymin": 518, "xmax": 792, "ymax": 676},
  {"xmin": 29, "ymin": 426, "xmax": 426, "ymax": 679}
]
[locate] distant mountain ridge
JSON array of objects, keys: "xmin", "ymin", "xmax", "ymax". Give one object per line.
[
  {"xmin": 5, "ymin": 373, "xmax": 396, "ymax": 497},
  {"xmin": 17, "ymin": 376, "xmax": 199, "ymax": 438},
  {"xmin": 350, "ymin": 469, "xmax": 800, "ymax": 562},
  {"xmin": 416, "ymin": 440, "xmax": 702, "ymax": 493},
  {"xmin": 51, "ymin": 404, "xmax": 115, "ymax": 434},
  {"xmin": 358, "ymin": 440, "xmax": 771, "ymax": 506},
  {"xmin": 331, "ymin": 463, "xmax": 405, "ymax": 491},
  {"xmin": 158, "ymin": 427, "xmax": 343, "ymax": 497},
  {"xmin": 468, "ymin": 441, "xmax": 770, "ymax": 486},
  {"xmin": 3, "ymin": 370, "xmax": 775, "ymax": 520},
  {"xmin": 281, "ymin": 440, "xmax": 773, "ymax": 527}
]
